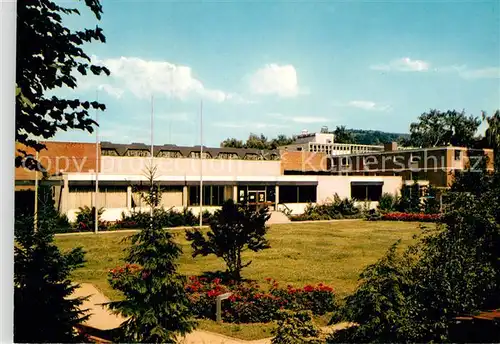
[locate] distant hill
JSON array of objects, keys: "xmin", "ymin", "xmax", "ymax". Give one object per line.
[{"xmin": 347, "ymin": 129, "xmax": 409, "ymax": 145}]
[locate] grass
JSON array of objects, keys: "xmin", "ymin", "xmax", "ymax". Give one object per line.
[{"xmin": 55, "ymin": 220, "xmax": 427, "ymax": 339}]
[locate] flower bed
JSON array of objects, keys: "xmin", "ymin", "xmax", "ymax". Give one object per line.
[
  {"xmin": 185, "ymin": 276, "xmax": 336, "ymax": 323},
  {"xmin": 381, "ymin": 212, "xmax": 442, "ymax": 222}
]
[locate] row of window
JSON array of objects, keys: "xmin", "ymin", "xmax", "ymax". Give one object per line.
[
  {"xmin": 68, "ymin": 183, "xmax": 384, "ymax": 204},
  {"xmin": 101, "ymin": 149, "xmax": 280, "ymax": 160}
]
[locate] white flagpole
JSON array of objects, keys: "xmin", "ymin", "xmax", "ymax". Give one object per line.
[
  {"xmin": 94, "ymin": 89, "xmax": 99, "ymax": 234},
  {"xmin": 150, "ymin": 94, "xmax": 154, "ymax": 219},
  {"xmin": 199, "ymin": 99, "xmax": 203, "ymax": 228},
  {"xmin": 34, "ymin": 151, "xmax": 39, "ymax": 232}
]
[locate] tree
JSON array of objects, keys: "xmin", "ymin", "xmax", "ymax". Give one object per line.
[
  {"xmin": 270, "ymin": 134, "xmax": 295, "ymax": 149},
  {"xmin": 220, "ymin": 138, "xmax": 244, "ymax": 148},
  {"xmin": 16, "ymin": 0, "xmax": 110, "ymax": 170},
  {"xmin": 329, "ymin": 167, "xmax": 500, "ymax": 343},
  {"xmin": 483, "ymin": 109, "xmax": 500, "ymax": 170},
  {"xmin": 186, "ymin": 199, "xmax": 271, "ymax": 281},
  {"xmin": 220, "ymin": 133, "xmax": 295, "ymax": 150},
  {"xmin": 108, "ymin": 166, "xmax": 196, "ymax": 343},
  {"xmin": 333, "ymin": 126, "xmax": 355, "ymax": 144},
  {"xmin": 14, "ymin": 185, "xmax": 88, "ymax": 342},
  {"xmin": 405, "ymin": 109, "xmax": 481, "ymax": 148}
]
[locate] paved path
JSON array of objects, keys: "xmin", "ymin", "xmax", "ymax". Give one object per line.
[{"xmin": 69, "ymin": 283, "xmax": 353, "ymax": 344}]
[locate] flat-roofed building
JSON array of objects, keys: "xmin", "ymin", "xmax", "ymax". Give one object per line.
[{"xmin": 15, "ymin": 141, "xmax": 404, "ymax": 221}]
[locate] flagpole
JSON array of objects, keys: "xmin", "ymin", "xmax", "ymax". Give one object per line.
[
  {"xmin": 34, "ymin": 151, "xmax": 39, "ymax": 232},
  {"xmin": 199, "ymin": 99, "xmax": 203, "ymax": 228},
  {"xmin": 94, "ymin": 89, "xmax": 99, "ymax": 234},
  {"xmin": 150, "ymin": 94, "xmax": 154, "ymax": 219}
]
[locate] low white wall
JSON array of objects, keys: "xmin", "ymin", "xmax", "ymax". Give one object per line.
[{"xmin": 277, "ymin": 203, "xmax": 310, "ymax": 215}]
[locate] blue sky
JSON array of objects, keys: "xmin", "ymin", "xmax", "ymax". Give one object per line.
[{"xmin": 53, "ymin": 0, "xmax": 500, "ymax": 147}]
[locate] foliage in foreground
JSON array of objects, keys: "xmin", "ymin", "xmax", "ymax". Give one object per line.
[
  {"xmin": 186, "ymin": 199, "xmax": 271, "ymax": 281},
  {"xmin": 14, "ymin": 186, "xmax": 87, "ymax": 343},
  {"xmin": 107, "ymin": 167, "xmax": 195, "ymax": 343},
  {"xmin": 16, "ymin": 0, "xmax": 109, "ymax": 169},
  {"xmin": 329, "ymin": 170, "xmax": 500, "ymax": 343},
  {"xmin": 272, "ymin": 310, "xmax": 321, "ymax": 344}
]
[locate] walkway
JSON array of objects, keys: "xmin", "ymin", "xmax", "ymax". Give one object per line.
[{"xmin": 69, "ymin": 283, "xmax": 353, "ymax": 344}]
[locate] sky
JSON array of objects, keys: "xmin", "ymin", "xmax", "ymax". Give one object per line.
[{"xmin": 53, "ymin": 0, "xmax": 500, "ymax": 147}]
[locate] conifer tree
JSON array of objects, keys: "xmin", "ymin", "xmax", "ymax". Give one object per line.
[
  {"xmin": 14, "ymin": 185, "xmax": 87, "ymax": 342},
  {"xmin": 108, "ymin": 165, "xmax": 195, "ymax": 343}
]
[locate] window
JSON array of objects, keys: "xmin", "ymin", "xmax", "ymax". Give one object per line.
[
  {"xmin": 244, "ymin": 153, "xmax": 261, "ymax": 160},
  {"xmin": 279, "ymin": 185, "xmax": 317, "ymax": 203},
  {"xmin": 189, "ymin": 152, "xmax": 212, "ymax": 159},
  {"xmin": 279, "ymin": 186, "xmax": 298, "ymax": 203},
  {"xmin": 125, "ymin": 149, "xmax": 150, "ymax": 157},
  {"xmin": 216, "ymin": 152, "xmax": 239, "ymax": 160},
  {"xmin": 350, "ymin": 182, "xmax": 383, "ymax": 201},
  {"xmin": 298, "ymin": 186, "xmax": 316, "ymax": 203},
  {"xmin": 454, "ymin": 150, "xmax": 462, "ymax": 161},
  {"xmin": 157, "ymin": 150, "xmax": 182, "ymax": 158},
  {"xmin": 341, "ymin": 157, "xmax": 350, "ymax": 166},
  {"xmin": 101, "ymin": 149, "xmax": 118, "ymax": 156},
  {"xmin": 189, "ymin": 185, "xmax": 225, "ymax": 206}
]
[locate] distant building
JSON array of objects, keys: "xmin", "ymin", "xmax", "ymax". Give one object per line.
[
  {"xmin": 329, "ymin": 142, "xmax": 495, "ymax": 188},
  {"xmin": 279, "ymin": 128, "xmax": 384, "ymax": 156}
]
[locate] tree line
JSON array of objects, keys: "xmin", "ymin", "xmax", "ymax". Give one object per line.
[{"xmin": 220, "ymin": 110, "xmax": 500, "ymax": 151}]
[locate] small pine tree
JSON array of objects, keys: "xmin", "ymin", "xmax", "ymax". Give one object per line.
[
  {"xmin": 14, "ymin": 185, "xmax": 88, "ymax": 342},
  {"xmin": 107, "ymin": 165, "xmax": 195, "ymax": 343},
  {"xmin": 186, "ymin": 199, "xmax": 271, "ymax": 281}
]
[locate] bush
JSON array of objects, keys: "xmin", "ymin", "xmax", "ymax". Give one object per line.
[
  {"xmin": 378, "ymin": 193, "xmax": 397, "ymax": 212},
  {"xmin": 290, "ymin": 194, "xmax": 362, "ymax": 221},
  {"xmin": 272, "ymin": 310, "xmax": 321, "ymax": 344},
  {"xmin": 381, "ymin": 212, "xmax": 442, "ymax": 222},
  {"xmin": 74, "ymin": 206, "xmax": 108, "ymax": 231},
  {"xmin": 184, "ymin": 277, "xmax": 336, "ymax": 323},
  {"xmin": 115, "ymin": 207, "xmax": 213, "ymax": 229}
]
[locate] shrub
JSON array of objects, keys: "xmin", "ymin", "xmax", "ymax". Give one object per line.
[
  {"xmin": 381, "ymin": 212, "xmax": 442, "ymax": 222},
  {"xmin": 185, "ymin": 277, "xmax": 336, "ymax": 323},
  {"xmin": 74, "ymin": 206, "xmax": 108, "ymax": 231},
  {"xmin": 115, "ymin": 207, "xmax": 213, "ymax": 229},
  {"xmin": 291, "ymin": 194, "xmax": 362, "ymax": 221},
  {"xmin": 272, "ymin": 310, "xmax": 321, "ymax": 344},
  {"xmin": 378, "ymin": 193, "xmax": 397, "ymax": 212},
  {"xmin": 186, "ymin": 200, "xmax": 271, "ymax": 281}
]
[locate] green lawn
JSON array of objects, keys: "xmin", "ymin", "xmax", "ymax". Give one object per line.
[{"xmin": 55, "ymin": 220, "xmax": 427, "ymax": 339}]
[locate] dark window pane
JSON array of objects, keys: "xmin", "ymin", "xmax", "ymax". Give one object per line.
[
  {"xmin": 351, "ymin": 185, "xmax": 366, "ymax": 200},
  {"xmin": 189, "ymin": 186, "xmax": 199, "ymax": 206},
  {"xmin": 366, "ymin": 185, "xmax": 383, "ymax": 201},
  {"xmin": 279, "ymin": 186, "xmax": 298, "ymax": 203},
  {"xmin": 298, "ymin": 185, "xmax": 317, "ymax": 203},
  {"xmin": 266, "ymin": 186, "xmax": 276, "ymax": 203}
]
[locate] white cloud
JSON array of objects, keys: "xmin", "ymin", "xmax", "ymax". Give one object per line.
[
  {"xmin": 459, "ymin": 67, "xmax": 500, "ymax": 79},
  {"xmin": 78, "ymin": 56, "xmax": 249, "ymax": 103},
  {"xmin": 97, "ymin": 84, "xmax": 124, "ymax": 98},
  {"xmin": 268, "ymin": 113, "xmax": 331, "ymax": 124},
  {"xmin": 371, "ymin": 57, "xmax": 430, "ymax": 72},
  {"xmin": 213, "ymin": 121, "xmax": 288, "ymax": 129},
  {"xmin": 248, "ymin": 64, "xmax": 301, "ymax": 97},
  {"xmin": 347, "ymin": 100, "xmax": 391, "ymax": 112}
]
